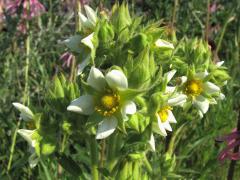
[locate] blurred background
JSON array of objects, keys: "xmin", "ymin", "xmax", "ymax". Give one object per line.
[{"xmin": 0, "ymin": 0, "xmax": 240, "ymax": 179}]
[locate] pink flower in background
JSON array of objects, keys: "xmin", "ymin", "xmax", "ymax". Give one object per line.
[
  {"xmin": 209, "ymin": 2, "xmax": 217, "ymax": 13},
  {"xmin": 60, "ymin": 52, "xmax": 74, "ymax": 68},
  {"xmin": 6, "ymin": 0, "xmax": 45, "ymax": 19},
  {"xmin": 216, "ymin": 129, "xmax": 240, "ymax": 163}
]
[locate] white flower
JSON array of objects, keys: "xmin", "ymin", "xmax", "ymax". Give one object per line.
[
  {"xmin": 153, "ymin": 106, "xmax": 177, "ymax": 136},
  {"xmin": 18, "ymin": 129, "xmax": 37, "ymax": 148},
  {"xmin": 155, "ymin": 39, "xmax": 174, "ymax": 50},
  {"xmin": 79, "ymin": 5, "xmax": 97, "ymax": 31},
  {"xmin": 18, "ymin": 129, "xmax": 39, "ymax": 168},
  {"xmin": 181, "ymin": 70, "xmax": 222, "ymax": 118},
  {"xmin": 152, "ymin": 70, "xmax": 187, "ymax": 137},
  {"xmin": 67, "ymin": 67, "xmax": 137, "ymax": 139},
  {"xmin": 12, "ymin": 102, "xmax": 34, "ymax": 121}
]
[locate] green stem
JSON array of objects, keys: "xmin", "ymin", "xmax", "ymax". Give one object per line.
[
  {"xmin": 216, "ymin": 15, "xmax": 235, "ymax": 54},
  {"xmin": 7, "ymin": 120, "xmax": 21, "ymax": 172},
  {"xmin": 49, "ymin": 0, "xmax": 53, "ymax": 27},
  {"xmin": 107, "ymin": 133, "xmax": 119, "ymax": 171},
  {"xmin": 171, "ymin": 0, "xmax": 179, "ymax": 40},
  {"xmin": 69, "ymin": 1, "xmax": 82, "ymax": 82},
  {"xmin": 23, "ymin": 33, "xmax": 30, "ymax": 105},
  {"xmin": 7, "ymin": 2, "xmax": 31, "ymax": 171},
  {"xmin": 143, "ymin": 155, "xmax": 152, "ymax": 174},
  {"xmin": 60, "ymin": 134, "xmax": 68, "ymax": 153},
  {"xmin": 40, "ymin": 160, "xmax": 52, "ymax": 180},
  {"xmin": 204, "ymin": 0, "xmax": 210, "ymax": 41},
  {"xmin": 89, "ymin": 136, "xmax": 99, "ymax": 180}
]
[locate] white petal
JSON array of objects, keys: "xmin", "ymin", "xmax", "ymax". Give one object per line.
[
  {"xmin": 195, "ymin": 70, "xmax": 208, "ymax": 80},
  {"xmin": 12, "ymin": 102, "xmax": 34, "ymax": 121},
  {"xmin": 18, "ymin": 129, "xmax": 36, "ymax": 147},
  {"xmin": 223, "ymin": 80, "xmax": 228, "ymax": 85},
  {"xmin": 77, "ymin": 56, "xmax": 90, "ymax": 75},
  {"xmin": 81, "ymin": 33, "xmax": 94, "ymax": 50},
  {"xmin": 105, "ymin": 70, "xmax": 128, "ymax": 89},
  {"xmin": 122, "ymin": 101, "xmax": 136, "ymax": 115},
  {"xmin": 155, "ymin": 39, "xmax": 174, "ymax": 49},
  {"xmin": 87, "ymin": 67, "xmax": 106, "ymax": 91},
  {"xmin": 166, "ymin": 86, "xmax": 176, "ymax": 93},
  {"xmin": 79, "ymin": 13, "xmax": 93, "ymax": 29},
  {"xmin": 149, "ymin": 133, "xmax": 155, "ymax": 151},
  {"xmin": 198, "ymin": 110, "xmax": 203, "ymax": 119},
  {"xmin": 29, "ymin": 153, "xmax": 39, "ymax": 168},
  {"xmin": 168, "ymin": 94, "xmax": 187, "ymax": 106},
  {"xmin": 162, "ymin": 121, "xmax": 172, "ymax": 132},
  {"xmin": 84, "ymin": 5, "xmax": 97, "ymax": 25},
  {"xmin": 157, "ymin": 116, "xmax": 167, "ymax": 136},
  {"xmin": 167, "ymin": 110, "xmax": 177, "ymax": 123},
  {"xmin": 67, "ymin": 95, "xmax": 94, "ymax": 115},
  {"xmin": 165, "ymin": 69, "xmax": 177, "ymax": 82},
  {"xmin": 193, "ymin": 95, "xmax": 209, "ymax": 114},
  {"xmin": 180, "ymin": 76, "xmax": 187, "ymax": 84},
  {"xmin": 203, "ymin": 82, "xmax": 220, "ymax": 94},
  {"xmin": 96, "ymin": 117, "xmax": 118, "ymax": 139},
  {"xmin": 216, "ymin": 61, "xmax": 224, "ymax": 67},
  {"xmin": 219, "ymin": 93, "xmax": 225, "ymax": 100}
]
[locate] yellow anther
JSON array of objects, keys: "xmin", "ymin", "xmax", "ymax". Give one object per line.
[
  {"xmin": 158, "ymin": 106, "xmax": 172, "ymax": 123},
  {"xmin": 101, "ymin": 95, "xmax": 117, "ymax": 110},
  {"xmin": 184, "ymin": 79, "xmax": 203, "ymax": 97},
  {"xmin": 95, "ymin": 92, "xmax": 120, "ymax": 117}
]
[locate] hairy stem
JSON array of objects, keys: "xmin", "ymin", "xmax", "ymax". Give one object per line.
[
  {"xmin": 90, "ymin": 136, "xmax": 99, "ymax": 180},
  {"xmin": 7, "ymin": 120, "xmax": 21, "ymax": 172}
]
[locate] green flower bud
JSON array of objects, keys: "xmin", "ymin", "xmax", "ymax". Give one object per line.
[
  {"xmin": 126, "ymin": 33, "xmax": 148, "ymax": 53},
  {"xmin": 126, "ymin": 48, "xmax": 155, "ymax": 89},
  {"xmin": 98, "ymin": 20, "xmax": 114, "ymax": 43}
]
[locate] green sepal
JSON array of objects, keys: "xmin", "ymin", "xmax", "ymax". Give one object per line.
[
  {"xmin": 119, "ymin": 88, "xmax": 144, "ymax": 103},
  {"xmin": 127, "ymin": 113, "xmax": 150, "ymax": 133},
  {"xmin": 124, "ymin": 33, "xmax": 148, "ymax": 54},
  {"xmin": 64, "ymin": 35, "xmax": 85, "ymax": 54},
  {"xmin": 98, "ymin": 20, "xmax": 114, "ymax": 43},
  {"xmin": 125, "ymin": 47, "xmax": 155, "ymax": 89},
  {"xmin": 40, "ymin": 138, "xmax": 56, "ymax": 156},
  {"xmin": 127, "ymin": 153, "xmax": 145, "ymax": 161}
]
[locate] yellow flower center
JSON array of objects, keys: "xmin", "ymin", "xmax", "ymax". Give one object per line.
[
  {"xmin": 101, "ymin": 95, "xmax": 117, "ymax": 110},
  {"xmin": 95, "ymin": 93, "xmax": 120, "ymax": 117},
  {"xmin": 184, "ymin": 79, "xmax": 203, "ymax": 97},
  {"xmin": 158, "ymin": 106, "xmax": 172, "ymax": 123}
]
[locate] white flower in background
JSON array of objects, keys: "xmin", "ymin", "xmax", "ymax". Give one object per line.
[
  {"xmin": 18, "ymin": 129, "xmax": 39, "ymax": 168},
  {"xmin": 18, "ymin": 129, "xmax": 37, "ymax": 149},
  {"xmin": 79, "ymin": 5, "xmax": 97, "ymax": 32},
  {"xmin": 63, "ymin": 32, "xmax": 95, "ymax": 75},
  {"xmin": 12, "ymin": 102, "xmax": 34, "ymax": 121},
  {"xmin": 155, "ymin": 39, "xmax": 174, "ymax": 50},
  {"xmin": 181, "ymin": 70, "xmax": 222, "ymax": 118},
  {"xmin": 150, "ymin": 70, "xmax": 187, "ymax": 148},
  {"xmin": 67, "ymin": 67, "xmax": 137, "ymax": 139}
]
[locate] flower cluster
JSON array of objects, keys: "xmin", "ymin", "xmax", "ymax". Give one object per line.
[
  {"xmin": 13, "ymin": 4, "xmax": 229, "ymax": 169},
  {"xmin": 0, "ymin": 0, "xmax": 45, "ymax": 33}
]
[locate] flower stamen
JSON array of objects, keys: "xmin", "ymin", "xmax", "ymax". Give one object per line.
[
  {"xmin": 95, "ymin": 93, "xmax": 120, "ymax": 117},
  {"xmin": 158, "ymin": 106, "xmax": 172, "ymax": 123},
  {"xmin": 184, "ymin": 79, "xmax": 203, "ymax": 97}
]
